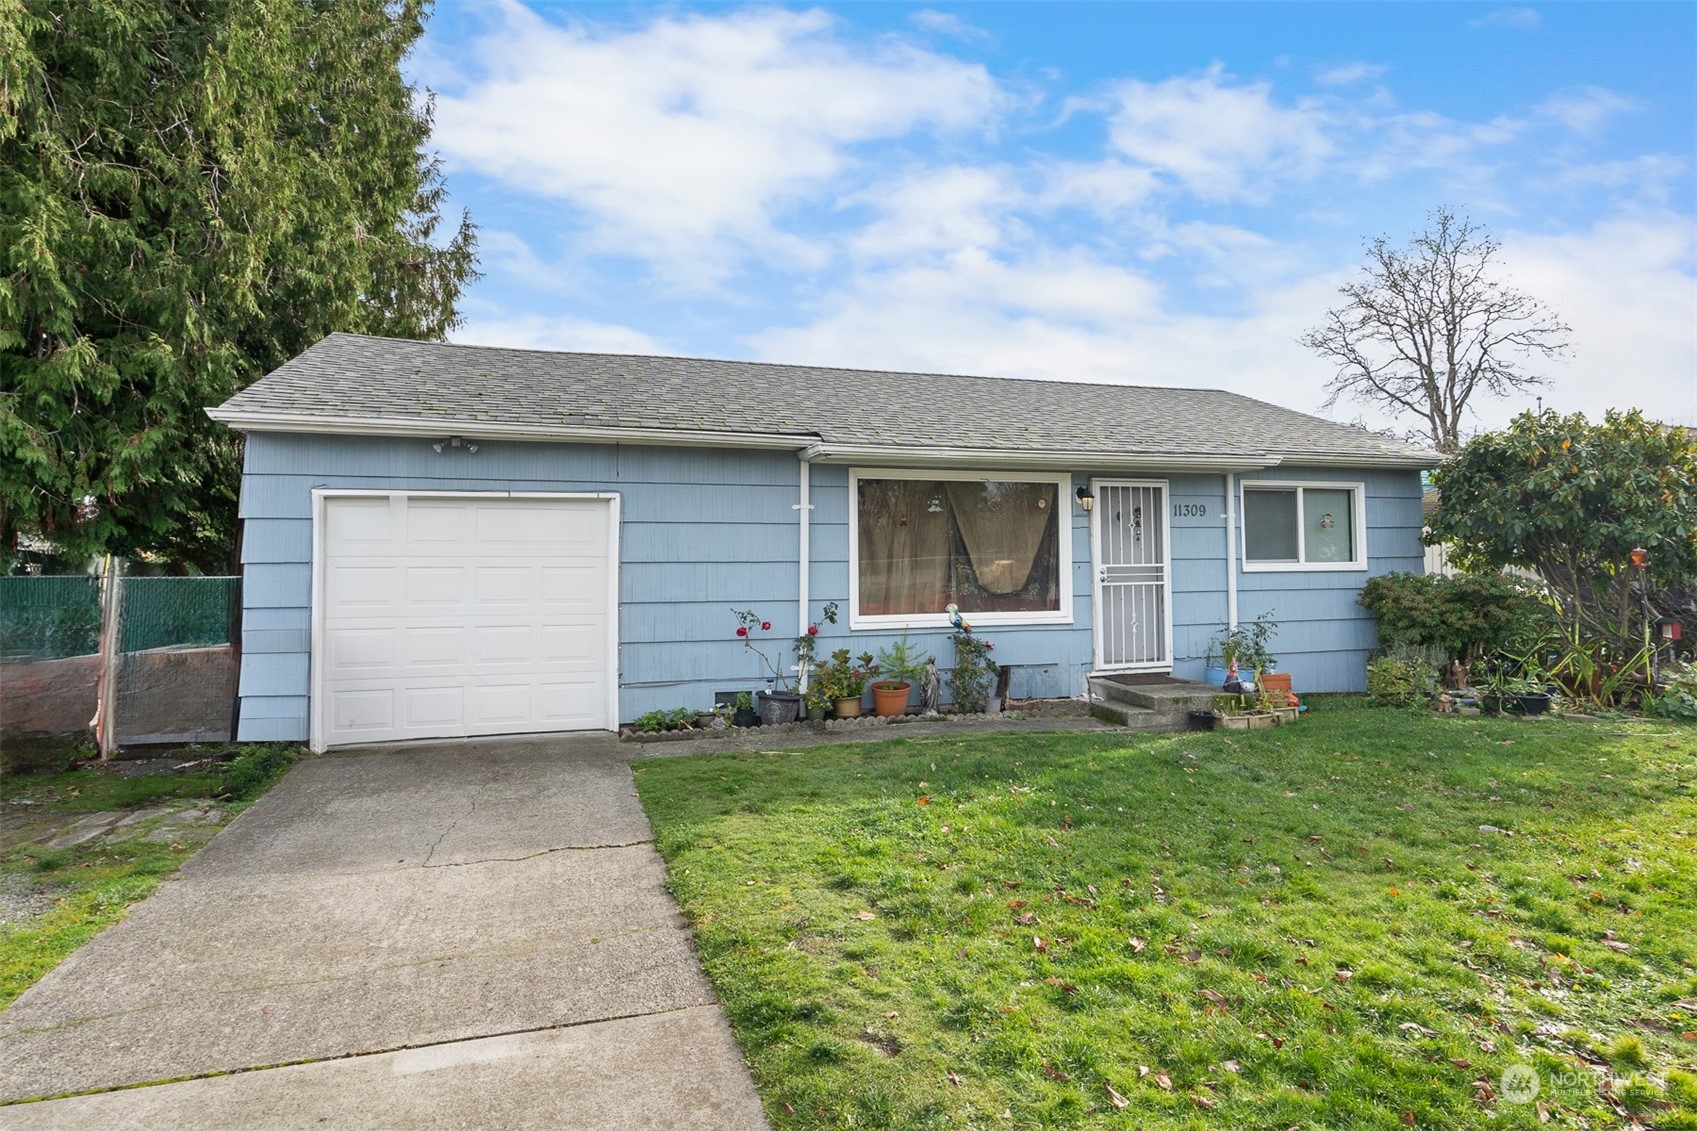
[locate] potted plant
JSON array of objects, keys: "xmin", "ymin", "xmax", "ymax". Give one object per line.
[
  {"xmin": 733, "ymin": 604, "xmax": 836, "ymax": 725},
  {"xmin": 816, "ymin": 648, "xmax": 878, "ymax": 717},
  {"xmin": 871, "ymin": 634, "xmax": 926, "ymax": 717},
  {"xmin": 1212, "ymin": 691, "xmax": 1277, "ymax": 730},
  {"xmin": 731, "ymin": 691, "xmax": 758, "ymax": 728},
  {"xmin": 949, "ymin": 630, "xmax": 998, "ymax": 713},
  {"xmin": 1205, "ymin": 612, "xmax": 1280, "ymax": 685}
]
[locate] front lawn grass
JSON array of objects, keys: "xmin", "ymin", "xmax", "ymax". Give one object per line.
[
  {"xmin": 635, "ymin": 707, "xmax": 1697, "ymax": 1130},
  {"xmin": 1, "ymin": 745, "xmax": 303, "ymax": 1009}
]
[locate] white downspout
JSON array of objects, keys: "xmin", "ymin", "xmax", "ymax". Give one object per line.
[
  {"xmin": 1224, "ymin": 472, "xmax": 1239, "ymax": 631},
  {"xmin": 795, "ymin": 454, "xmax": 814, "ymax": 690}
]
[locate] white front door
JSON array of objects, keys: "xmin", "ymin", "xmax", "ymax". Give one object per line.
[
  {"xmin": 1091, "ymin": 479, "xmax": 1172, "ymax": 671},
  {"xmin": 313, "ymin": 492, "xmax": 619, "ymax": 749}
]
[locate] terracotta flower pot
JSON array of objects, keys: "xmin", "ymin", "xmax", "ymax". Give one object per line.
[{"xmin": 871, "ymin": 680, "xmax": 911, "ymax": 717}]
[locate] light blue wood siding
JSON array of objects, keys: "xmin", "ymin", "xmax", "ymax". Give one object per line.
[{"xmin": 235, "ymin": 431, "xmax": 1423, "ymax": 739}]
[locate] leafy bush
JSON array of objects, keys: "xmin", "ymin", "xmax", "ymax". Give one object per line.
[
  {"xmin": 949, "ymin": 631, "xmax": 997, "ymax": 713},
  {"xmin": 217, "ymin": 745, "xmax": 299, "ymax": 802},
  {"xmin": 1206, "ymin": 611, "xmax": 1278, "ymax": 672},
  {"xmin": 634, "ymin": 707, "xmax": 696, "ymax": 733},
  {"xmin": 1358, "ymin": 571, "xmax": 1543, "ymax": 667},
  {"xmin": 1365, "ymin": 643, "xmax": 1444, "ymax": 707},
  {"xmin": 1648, "ymin": 660, "xmax": 1697, "ymax": 721}
]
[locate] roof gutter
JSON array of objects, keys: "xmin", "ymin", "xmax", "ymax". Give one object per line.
[{"xmin": 205, "ymin": 408, "xmax": 818, "ymax": 452}]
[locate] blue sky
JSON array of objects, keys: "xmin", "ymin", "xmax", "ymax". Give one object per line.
[{"xmin": 412, "ymin": 2, "xmax": 1696, "ymax": 434}]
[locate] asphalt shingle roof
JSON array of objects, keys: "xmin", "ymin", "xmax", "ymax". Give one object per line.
[{"xmin": 212, "ymin": 333, "xmax": 1436, "ymax": 466}]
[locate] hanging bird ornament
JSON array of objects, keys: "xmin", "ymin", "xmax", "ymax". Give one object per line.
[{"xmin": 946, "ymin": 603, "xmax": 972, "ymax": 633}]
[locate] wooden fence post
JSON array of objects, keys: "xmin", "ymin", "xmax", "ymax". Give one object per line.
[{"xmin": 93, "ymin": 555, "xmax": 124, "ymax": 759}]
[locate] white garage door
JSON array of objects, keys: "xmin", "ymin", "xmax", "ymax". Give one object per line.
[{"xmin": 315, "ymin": 493, "xmax": 617, "ymax": 748}]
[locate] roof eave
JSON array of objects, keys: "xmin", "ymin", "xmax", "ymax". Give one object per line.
[
  {"xmin": 801, "ymin": 441, "xmax": 1279, "ymax": 472},
  {"xmin": 204, "ymin": 408, "xmax": 820, "ymax": 452}
]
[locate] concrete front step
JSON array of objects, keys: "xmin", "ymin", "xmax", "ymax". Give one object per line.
[
  {"xmin": 1087, "ymin": 702, "xmax": 1177, "ymax": 731},
  {"xmin": 1088, "ymin": 674, "xmax": 1221, "ymax": 719}
]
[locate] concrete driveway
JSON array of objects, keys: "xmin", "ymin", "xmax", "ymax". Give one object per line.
[{"xmin": 0, "ymin": 737, "xmax": 769, "ymax": 1129}]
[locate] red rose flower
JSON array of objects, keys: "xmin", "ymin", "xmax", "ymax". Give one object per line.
[
  {"xmin": 808, "ymin": 625, "xmax": 819, "ymax": 635},
  {"xmin": 761, "ymin": 621, "xmax": 771, "ymax": 631},
  {"xmin": 736, "ymin": 626, "xmax": 748, "ymax": 637}
]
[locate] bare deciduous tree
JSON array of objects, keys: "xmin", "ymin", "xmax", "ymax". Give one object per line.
[{"xmin": 1301, "ymin": 208, "xmax": 1571, "ymax": 453}]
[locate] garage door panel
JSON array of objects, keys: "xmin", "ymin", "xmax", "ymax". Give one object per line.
[
  {"xmin": 326, "ymin": 496, "xmax": 394, "ymax": 545},
  {"xmin": 328, "ymin": 628, "xmax": 394, "ymax": 673},
  {"xmin": 404, "ymin": 685, "xmax": 467, "ymax": 729},
  {"xmin": 327, "ymin": 565, "xmax": 398, "ymax": 610},
  {"xmin": 474, "ymin": 566, "xmax": 534, "ymax": 605},
  {"xmin": 330, "ymin": 688, "xmax": 397, "ymax": 734},
  {"xmin": 404, "ymin": 566, "xmax": 467, "ymax": 607},
  {"xmin": 320, "ymin": 495, "xmax": 613, "ymax": 746},
  {"xmin": 405, "ymin": 500, "xmax": 471, "ymax": 546}
]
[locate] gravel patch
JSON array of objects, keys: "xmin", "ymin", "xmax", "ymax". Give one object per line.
[{"xmin": 0, "ymin": 870, "xmax": 63, "ymax": 927}]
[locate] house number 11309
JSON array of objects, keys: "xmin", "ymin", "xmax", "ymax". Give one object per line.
[{"xmin": 1171, "ymin": 503, "xmax": 1208, "ymax": 518}]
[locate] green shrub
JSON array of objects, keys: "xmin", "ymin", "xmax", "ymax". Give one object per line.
[
  {"xmin": 634, "ymin": 707, "xmax": 696, "ymax": 732},
  {"xmin": 1358, "ymin": 571, "xmax": 1544, "ymax": 665},
  {"xmin": 949, "ymin": 631, "xmax": 997, "ymax": 712},
  {"xmin": 1365, "ymin": 643, "xmax": 1443, "ymax": 707},
  {"xmin": 218, "ymin": 745, "xmax": 299, "ymax": 802},
  {"xmin": 1648, "ymin": 660, "xmax": 1697, "ymax": 721}
]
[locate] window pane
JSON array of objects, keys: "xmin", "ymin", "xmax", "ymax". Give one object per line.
[
  {"xmin": 857, "ymin": 478, "xmax": 1059, "ymax": 616},
  {"xmin": 1243, "ymin": 489, "xmax": 1299, "ymax": 562},
  {"xmin": 1304, "ymin": 488, "xmax": 1355, "ymax": 563}
]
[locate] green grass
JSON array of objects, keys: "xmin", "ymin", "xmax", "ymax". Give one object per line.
[
  {"xmin": 634, "ymin": 707, "xmax": 1697, "ymax": 1130},
  {"xmin": 1, "ymin": 745, "xmax": 303, "ymax": 1008}
]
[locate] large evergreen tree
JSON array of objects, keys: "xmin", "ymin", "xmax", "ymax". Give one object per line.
[{"xmin": 0, "ymin": 0, "xmax": 476, "ymax": 571}]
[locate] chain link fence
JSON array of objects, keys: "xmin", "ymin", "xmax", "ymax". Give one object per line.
[{"xmin": 1, "ymin": 566, "xmax": 240, "ymax": 763}]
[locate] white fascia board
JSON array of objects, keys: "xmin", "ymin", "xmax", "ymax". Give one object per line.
[
  {"xmin": 204, "ymin": 407, "xmax": 817, "ymax": 452},
  {"xmin": 804, "ymin": 441, "xmax": 1277, "ymax": 472},
  {"xmin": 1277, "ymin": 452, "xmax": 1442, "ymax": 469}
]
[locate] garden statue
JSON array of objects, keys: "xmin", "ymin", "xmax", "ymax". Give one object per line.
[{"xmin": 920, "ymin": 657, "xmax": 942, "ymax": 716}]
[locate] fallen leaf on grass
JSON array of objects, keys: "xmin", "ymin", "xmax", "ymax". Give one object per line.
[
  {"xmin": 1154, "ymin": 1072, "xmax": 1173, "ymax": 1091},
  {"xmin": 781, "ymin": 1101, "xmax": 796, "ymax": 1115},
  {"xmin": 1042, "ymin": 1062, "xmax": 1068, "ymax": 1081},
  {"xmin": 1335, "ymin": 970, "xmax": 1353, "ymax": 983},
  {"xmin": 1033, "ymin": 936, "xmax": 1048, "ymax": 952},
  {"xmin": 1449, "ymin": 1059, "xmax": 1473, "ymax": 1070},
  {"xmin": 1401, "ymin": 1112, "xmax": 1415, "ymax": 1127},
  {"xmin": 1045, "ymin": 976, "xmax": 1079, "ymax": 994},
  {"xmin": 1106, "ymin": 1084, "xmax": 1130, "ymax": 1109},
  {"xmin": 1398, "ymin": 1022, "xmax": 1437, "ymax": 1037},
  {"xmin": 917, "ymin": 795, "xmax": 929, "ymax": 806},
  {"xmin": 1198, "ymin": 989, "xmax": 1227, "ymax": 1005},
  {"xmin": 853, "ymin": 910, "xmax": 876, "ymax": 920},
  {"xmin": 1220, "ymin": 1060, "xmax": 1239, "ymax": 1073},
  {"xmin": 1601, "ymin": 939, "xmax": 1631, "ymax": 953},
  {"xmin": 1129, "ymin": 936, "xmax": 1147, "ymax": 953},
  {"xmin": 947, "ymin": 1071, "xmax": 962, "ymax": 1087},
  {"xmin": 1015, "ymin": 912, "xmax": 1038, "ymax": 926},
  {"xmin": 1191, "ymin": 1094, "xmax": 1215, "ymax": 1110}
]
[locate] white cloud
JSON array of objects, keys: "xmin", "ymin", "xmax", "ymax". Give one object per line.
[
  {"xmin": 1469, "ymin": 7, "xmax": 1542, "ymax": 29},
  {"xmin": 430, "ymin": 3, "xmax": 1003, "ymax": 285},
  {"xmin": 844, "ymin": 165, "xmax": 1016, "ymax": 261},
  {"xmin": 1498, "ymin": 214, "xmax": 1697, "ymax": 427},
  {"xmin": 909, "ymin": 10, "xmax": 990, "ymax": 41},
  {"xmin": 1534, "ymin": 86, "xmax": 1638, "ymax": 134},
  {"xmin": 1103, "ymin": 64, "xmax": 1335, "ymax": 199},
  {"xmin": 452, "ymin": 313, "xmax": 669, "ymax": 356},
  {"xmin": 1314, "ymin": 62, "xmax": 1386, "ymax": 87}
]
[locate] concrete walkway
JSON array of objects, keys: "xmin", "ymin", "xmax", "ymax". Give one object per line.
[{"xmin": 0, "ymin": 736, "xmax": 769, "ymax": 1129}]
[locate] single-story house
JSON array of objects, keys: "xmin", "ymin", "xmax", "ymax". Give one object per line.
[{"xmin": 208, "ymin": 333, "xmax": 1437, "ymax": 751}]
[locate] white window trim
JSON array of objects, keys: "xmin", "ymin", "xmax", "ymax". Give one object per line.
[
  {"xmin": 848, "ymin": 468, "xmax": 1074, "ymax": 630},
  {"xmin": 1239, "ymin": 480, "xmax": 1368, "ymax": 573}
]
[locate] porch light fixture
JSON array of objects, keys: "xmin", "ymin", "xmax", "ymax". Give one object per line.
[
  {"xmin": 1075, "ymin": 486, "xmax": 1095, "ymax": 512},
  {"xmin": 432, "ymin": 436, "xmax": 478, "ymax": 454}
]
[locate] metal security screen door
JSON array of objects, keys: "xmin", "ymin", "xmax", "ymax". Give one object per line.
[{"xmin": 1091, "ymin": 480, "xmax": 1172, "ymax": 671}]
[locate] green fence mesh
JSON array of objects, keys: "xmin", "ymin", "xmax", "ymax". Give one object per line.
[
  {"xmin": 0, "ymin": 575, "xmax": 101, "ymax": 662},
  {"xmin": 118, "ymin": 577, "xmax": 238, "ymax": 653}
]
